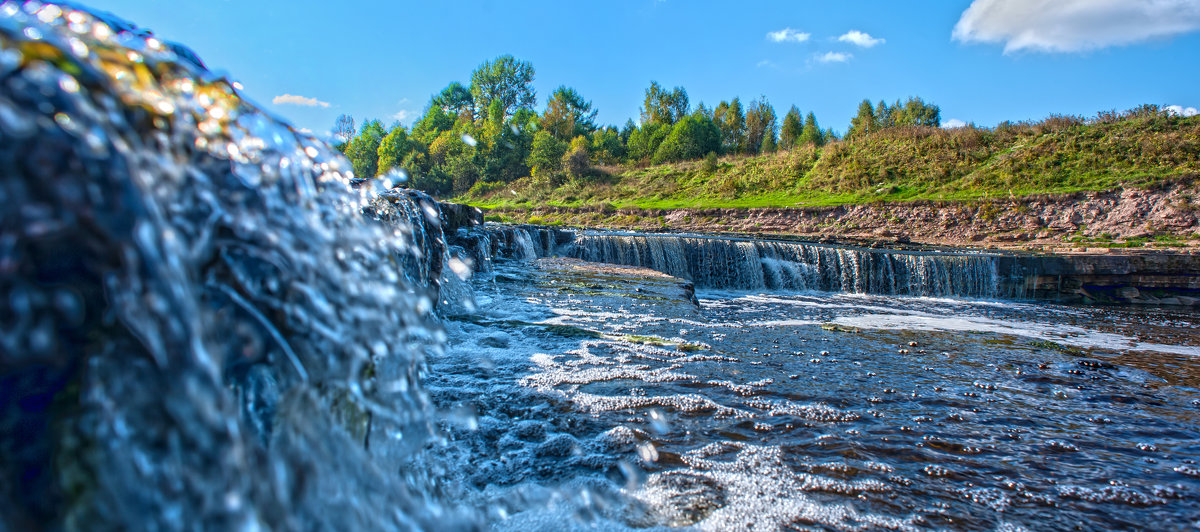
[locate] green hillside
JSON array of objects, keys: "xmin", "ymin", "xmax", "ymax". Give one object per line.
[{"xmin": 459, "ymin": 111, "xmax": 1200, "ymax": 211}]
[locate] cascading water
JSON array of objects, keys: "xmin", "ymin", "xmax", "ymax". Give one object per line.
[
  {"xmin": 0, "ymin": 4, "xmax": 474, "ymax": 529},
  {"xmin": 564, "ymin": 232, "xmax": 1003, "ymax": 298}
]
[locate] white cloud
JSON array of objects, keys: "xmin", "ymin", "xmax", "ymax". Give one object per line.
[
  {"xmin": 391, "ymin": 109, "xmax": 412, "ymax": 122},
  {"xmin": 271, "ymin": 93, "xmax": 331, "ymax": 108},
  {"xmin": 815, "ymin": 51, "xmax": 852, "ymax": 63},
  {"xmin": 838, "ymin": 30, "xmax": 885, "ymax": 48},
  {"xmin": 942, "ymin": 118, "xmax": 968, "ymax": 129},
  {"xmin": 953, "ymin": 0, "xmax": 1200, "ymax": 53},
  {"xmin": 767, "ymin": 28, "xmax": 811, "ymax": 43},
  {"xmin": 756, "ymin": 59, "xmax": 777, "ymax": 68},
  {"xmin": 1167, "ymin": 105, "xmax": 1199, "ymax": 117}
]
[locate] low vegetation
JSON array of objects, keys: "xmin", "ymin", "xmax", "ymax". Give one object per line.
[{"xmin": 460, "ymin": 108, "xmax": 1199, "ymax": 211}]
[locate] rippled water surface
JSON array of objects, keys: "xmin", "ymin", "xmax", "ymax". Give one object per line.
[{"xmin": 431, "ymin": 257, "xmax": 1200, "ymax": 530}]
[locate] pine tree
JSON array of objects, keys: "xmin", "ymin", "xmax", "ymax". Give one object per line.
[
  {"xmin": 848, "ymin": 99, "xmax": 876, "ymax": 139},
  {"xmin": 800, "ymin": 112, "xmax": 823, "ymax": 147},
  {"xmin": 779, "ymin": 106, "xmax": 803, "ymax": 149}
]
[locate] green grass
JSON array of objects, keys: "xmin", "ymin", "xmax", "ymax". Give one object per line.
[{"xmin": 457, "ymin": 113, "xmax": 1200, "ymax": 213}]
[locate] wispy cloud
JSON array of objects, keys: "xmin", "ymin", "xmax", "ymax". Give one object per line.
[
  {"xmin": 953, "ymin": 0, "xmax": 1200, "ymax": 53},
  {"xmin": 392, "ymin": 109, "xmax": 413, "ymax": 122},
  {"xmin": 838, "ymin": 30, "xmax": 885, "ymax": 48},
  {"xmin": 767, "ymin": 28, "xmax": 811, "ymax": 43},
  {"xmin": 272, "ymin": 93, "xmax": 331, "ymax": 108},
  {"xmin": 756, "ymin": 59, "xmax": 778, "ymax": 68},
  {"xmin": 942, "ymin": 118, "xmax": 968, "ymax": 129},
  {"xmin": 1167, "ymin": 105, "xmax": 1199, "ymax": 117},
  {"xmin": 815, "ymin": 51, "xmax": 852, "ymax": 63}
]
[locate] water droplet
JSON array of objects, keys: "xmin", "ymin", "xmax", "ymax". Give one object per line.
[
  {"xmin": 648, "ymin": 408, "xmax": 670, "ymax": 435},
  {"xmin": 448, "ymin": 258, "xmax": 472, "ymax": 281},
  {"xmin": 637, "ymin": 442, "xmax": 659, "ymax": 462},
  {"xmin": 35, "ymin": 4, "xmax": 61, "ymax": 23}
]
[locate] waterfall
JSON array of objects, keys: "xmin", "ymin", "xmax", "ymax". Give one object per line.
[{"xmin": 563, "ymin": 232, "xmax": 1004, "ymax": 298}]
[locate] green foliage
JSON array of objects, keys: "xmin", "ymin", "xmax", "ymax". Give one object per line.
[
  {"xmin": 762, "ymin": 130, "xmax": 777, "ymax": 153},
  {"xmin": 627, "ymin": 122, "xmax": 670, "ymax": 163},
  {"xmin": 799, "ymin": 112, "xmax": 825, "ymax": 147},
  {"xmin": 376, "ymin": 125, "xmax": 412, "ymax": 176},
  {"xmin": 411, "ymin": 106, "xmax": 455, "ymax": 145},
  {"xmin": 641, "ymin": 81, "xmax": 689, "ymax": 126},
  {"xmin": 432, "ymin": 81, "xmax": 474, "ymax": 120},
  {"xmin": 542, "ymin": 86, "xmax": 598, "ymax": 140},
  {"xmin": 346, "ymin": 119, "xmax": 386, "ymax": 178},
  {"xmin": 744, "ymin": 97, "xmax": 776, "ymax": 155},
  {"xmin": 779, "ymin": 106, "xmax": 803, "ymax": 150},
  {"xmin": 847, "ymin": 99, "xmax": 876, "ymax": 139},
  {"xmin": 652, "ymin": 113, "xmax": 721, "ymax": 164},
  {"xmin": 527, "ymin": 130, "xmax": 567, "ymax": 178},
  {"xmin": 590, "ymin": 127, "xmax": 625, "ymax": 165},
  {"xmin": 459, "ymin": 110, "xmax": 1200, "ymax": 213},
  {"xmin": 563, "ymin": 135, "xmax": 591, "ymax": 179},
  {"xmin": 716, "ymin": 98, "xmax": 746, "ymax": 154},
  {"xmin": 470, "ymin": 55, "xmax": 537, "ymax": 121}
]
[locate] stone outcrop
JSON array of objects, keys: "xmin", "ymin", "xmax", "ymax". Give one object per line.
[{"xmin": 499, "ymin": 182, "xmax": 1200, "ymax": 253}]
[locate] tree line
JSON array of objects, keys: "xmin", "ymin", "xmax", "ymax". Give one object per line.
[{"xmin": 333, "ymin": 54, "xmax": 941, "ymax": 195}]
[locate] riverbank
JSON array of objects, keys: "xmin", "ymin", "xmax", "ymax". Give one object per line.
[{"xmin": 473, "ymin": 182, "xmax": 1200, "ymax": 253}]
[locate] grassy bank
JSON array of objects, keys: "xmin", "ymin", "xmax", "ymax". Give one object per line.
[{"xmin": 457, "ymin": 112, "xmax": 1200, "ymax": 211}]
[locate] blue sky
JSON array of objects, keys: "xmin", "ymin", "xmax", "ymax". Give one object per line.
[{"xmin": 79, "ymin": 0, "xmax": 1200, "ymax": 136}]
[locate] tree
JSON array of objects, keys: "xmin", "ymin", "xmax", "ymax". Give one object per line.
[
  {"xmin": 779, "ymin": 106, "xmax": 804, "ymax": 149},
  {"xmin": 526, "ymin": 130, "xmax": 567, "ymax": 178},
  {"xmin": 762, "ymin": 131, "xmax": 777, "ymax": 153},
  {"xmin": 376, "ymin": 125, "xmax": 411, "ymax": 176},
  {"xmin": 875, "ymin": 101, "xmax": 895, "ymax": 129},
  {"xmin": 848, "ymin": 99, "xmax": 877, "ymax": 138},
  {"xmin": 799, "ymin": 112, "xmax": 824, "ymax": 147},
  {"xmin": 652, "ymin": 112, "xmax": 721, "ymax": 164},
  {"xmin": 346, "ymin": 119, "xmax": 386, "ymax": 178},
  {"xmin": 480, "ymin": 105, "xmax": 534, "ymax": 183},
  {"xmin": 432, "ymin": 82, "xmax": 474, "ymax": 121},
  {"xmin": 895, "ymin": 97, "xmax": 941, "ymax": 127},
  {"xmin": 640, "ymin": 81, "xmax": 689, "ymax": 126},
  {"xmin": 469, "ymin": 55, "xmax": 536, "ymax": 122},
  {"xmin": 333, "ymin": 114, "xmax": 355, "ymax": 151},
  {"xmin": 542, "ymin": 86, "xmax": 598, "ymax": 140},
  {"xmin": 619, "ymin": 119, "xmax": 637, "ymax": 146},
  {"xmin": 719, "ymin": 98, "xmax": 746, "ymax": 154},
  {"xmin": 744, "ymin": 97, "xmax": 776, "ymax": 155},
  {"xmin": 590, "ymin": 127, "xmax": 625, "ymax": 165},
  {"xmin": 626, "ymin": 122, "xmax": 670, "ymax": 163},
  {"xmin": 411, "ymin": 105, "xmax": 455, "ymax": 146},
  {"xmin": 562, "ymin": 135, "xmax": 591, "ymax": 179}
]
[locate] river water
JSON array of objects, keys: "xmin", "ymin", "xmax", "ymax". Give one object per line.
[{"xmin": 429, "ymin": 255, "xmax": 1200, "ymax": 531}]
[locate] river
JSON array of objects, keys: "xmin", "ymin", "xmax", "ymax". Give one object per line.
[{"xmin": 422, "ymin": 248, "xmax": 1200, "ymax": 530}]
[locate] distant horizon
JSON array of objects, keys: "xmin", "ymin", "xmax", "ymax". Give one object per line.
[{"xmin": 80, "ymin": 0, "xmax": 1200, "ymax": 138}]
